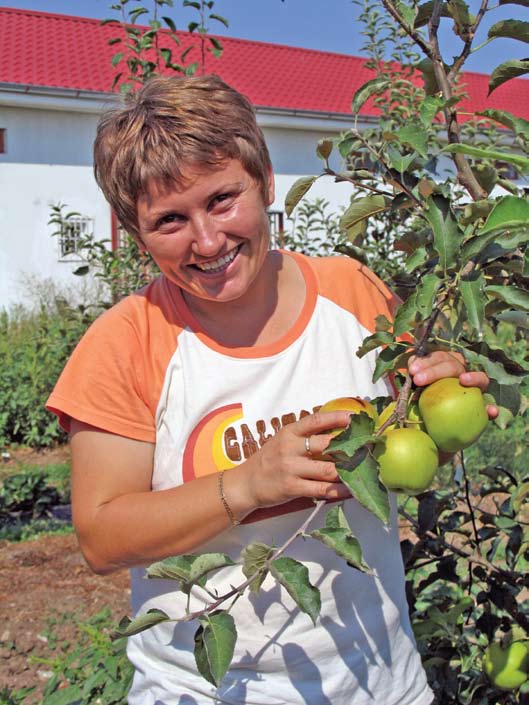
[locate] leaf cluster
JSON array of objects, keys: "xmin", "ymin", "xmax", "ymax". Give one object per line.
[
  {"xmin": 32, "ymin": 608, "xmax": 133, "ymax": 705},
  {"xmin": 103, "ymin": 0, "xmax": 228, "ymax": 92}
]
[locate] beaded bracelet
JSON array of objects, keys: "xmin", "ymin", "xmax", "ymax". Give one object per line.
[{"xmin": 218, "ymin": 470, "xmax": 241, "ymax": 526}]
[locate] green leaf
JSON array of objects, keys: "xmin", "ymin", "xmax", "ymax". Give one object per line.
[
  {"xmin": 241, "ymin": 542, "xmax": 273, "ymax": 593},
  {"xmin": 460, "ymin": 272, "xmax": 486, "ymax": 336},
  {"xmin": 405, "ymin": 247, "xmax": 428, "ymax": 273},
  {"xmin": 325, "ymin": 412, "xmax": 377, "ymax": 460},
  {"xmin": 372, "ymin": 346, "xmax": 414, "ymax": 383},
  {"xmin": 489, "ymin": 59, "xmax": 529, "ymax": 94},
  {"xmin": 486, "ymin": 285, "xmax": 529, "ymax": 311},
  {"xmin": 310, "ymin": 527, "xmax": 369, "ymax": 571},
  {"xmin": 480, "ymin": 195, "xmax": 529, "ymax": 235},
  {"xmin": 395, "ymin": 125, "xmax": 429, "ymax": 158},
  {"xmin": 462, "ymin": 341, "xmax": 528, "ymax": 385},
  {"xmin": 351, "ymin": 77, "xmax": 390, "ymax": 114},
  {"xmin": 424, "ymin": 195, "xmax": 462, "ymax": 270},
  {"xmin": 114, "ymin": 609, "xmax": 171, "ymax": 637},
  {"xmin": 416, "ymin": 57, "xmax": 440, "ymax": 95},
  {"xmin": 414, "ymin": 2, "xmax": 452, "ymax": 28},
  {"xmin": 41, "ymin": 685, "xmax": 83, "ymax": 705},
  {"xmin": 478, "ymin": 109, "xmax": 529, "ymax": 142},
  {"xmin": 441, "ymin": 143, "xmax": 529, "ymax": 172},
  {"xmin": 461, "ymin": 226, "xmax": 529, "ymax": 265},
  {"xmin": 488, "ymin": 19, "xmax": 529, "ymax": 43},
  {"xmin": 336, "ymin": 449, "xmax": 391, "ymax": 525},
  {"xmin": 210, "ymin": 13, "xmax": 229, "ymax": 28},
  {"xmin": 73, "ymin": 265, "xmax": 89, "ymax": 276},
  {"xmin": 339, "ymin": 195, "xmax": 391, "ymax": 233},
  {"xmin": 447, "ymin": 0, "xmax": 473, "ymax": 36},
  {"xmin": 146, "ymin": 553, "xmax": 235, "ymax": 586},
  {"xmin": 495, "ymin": 310, "xmax": 529, "ymax": 329},
  {"xmin": 284, "ymin": 176, "xmax": 317, "ymax": 217},
  {"xmin": 316, "ymin": 138, "xmax": 333, "ymax": 161},
  {"xmin": 486, "ymin": 379, "xmax": 522, "ymax": 417},
  {"xmin": 194, "ymin": 612, "xmax": 236, "ymax": 687},
  {"xmin": 162, "ymin": 16, "xmax": 177, "ymax": 32},
  {"xmin": 356, "ymin": 330, "xmax": 395, "ymax": 357},
  {"xmin": 325, "ymin": 504, "xmax": 351, "ymax": 529},
  {"xmin": 445, "ymin": 596, "xmax": 474, "ymax": 625},
  {"xmin": 393, "ymin": 273, "xmax": 442, "ymax": 336},
  {"xmin": 396, "ymin": 0, "xmax": 418, "ymax": 26},
  {"xmin": 386, "ymin": 147, "xmax": 416, "ymax": 173},
  {"xmin": 419, "ymin": 95, "xmax": 444, "ymax": 126},
  {"xmin": 270, "ymin": 557, "xmax": 321, "ymax": 625}
]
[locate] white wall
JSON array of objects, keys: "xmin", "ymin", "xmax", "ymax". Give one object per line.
[
  {"xmin": 0, "ymin": 163, "xmax": 111, "ymax": 309},
  {"xmin": 0, "ymin": 103, "xmax": 354, "ymax": 310}
]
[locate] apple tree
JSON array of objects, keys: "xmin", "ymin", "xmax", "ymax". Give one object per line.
[{"xmin": 106, "ymin": 1, "xmax": 529, "ymax": 702}]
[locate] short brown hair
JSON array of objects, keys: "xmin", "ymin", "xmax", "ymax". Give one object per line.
[{"xmin": 93, "ymin": 74, "xmax": 272, "ymax": 238}]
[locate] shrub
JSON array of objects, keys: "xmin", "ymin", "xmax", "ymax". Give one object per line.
[{"xmin": 0, "ymin": 302, "xmax": 96, "ymax": 448}]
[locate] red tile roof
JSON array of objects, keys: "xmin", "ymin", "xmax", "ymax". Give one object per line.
[{"xmin": 1, "ymin": 5, "xmax": 528, "ymax": 120}]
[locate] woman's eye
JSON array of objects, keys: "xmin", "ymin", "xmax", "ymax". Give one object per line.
[
  {"xmin": 158, "ymin": 213, "xmax": 181, "ymax": 228},
  {"xmin": 212, "ymin": 193, "xmax": 235, "ymax": 208}
]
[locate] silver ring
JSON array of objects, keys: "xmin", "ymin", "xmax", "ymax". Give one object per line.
[{"xmin": 305, "ymin": 435, "xmax": 312, "ymax": 456}]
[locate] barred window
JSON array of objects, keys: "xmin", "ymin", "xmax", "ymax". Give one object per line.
[
  {"xmin": 268, "ymin": 210, "xmax": 285, "ymax": 249},
  {"xmin": 58, "ymin": 215, "xmax": 93, "ymax": 261}
]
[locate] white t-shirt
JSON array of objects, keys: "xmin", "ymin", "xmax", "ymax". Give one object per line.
[{"xmin": 48, "ymin": 252, "xmax": 433, "ymax": 705}]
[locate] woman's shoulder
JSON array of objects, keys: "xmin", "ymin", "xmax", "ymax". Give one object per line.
[{"xmin": 91, "ymin": 275, "xmax": 186, "ymax": 336}]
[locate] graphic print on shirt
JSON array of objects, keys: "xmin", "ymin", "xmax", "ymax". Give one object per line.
[{"xmin": 182, "ymin": 402, "xmax": 322, "ymax": 522}]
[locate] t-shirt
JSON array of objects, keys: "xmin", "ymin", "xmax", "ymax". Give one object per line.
[{"xmin": 47, "ymin": 251, "xmax": 433, "ymax": 705}]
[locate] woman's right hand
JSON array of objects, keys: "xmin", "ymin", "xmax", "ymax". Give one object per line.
[{"xmin": 234, "ymin": 410, "xmax": 354, "ymax": 512}]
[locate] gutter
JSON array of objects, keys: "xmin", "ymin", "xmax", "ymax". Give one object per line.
[{"xmin": 0, "ymin": 82, "xmax": 375, "ymax": 131}]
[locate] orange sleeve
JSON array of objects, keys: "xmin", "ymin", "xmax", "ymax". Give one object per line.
[{"xmin": 46, "ymin": 279, "xmax": 182, "ymax": 442}]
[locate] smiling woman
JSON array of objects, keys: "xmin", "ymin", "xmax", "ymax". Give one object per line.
[{"xmin": 44, "ymin": 73, "xmax": 492, "ymax": 705}]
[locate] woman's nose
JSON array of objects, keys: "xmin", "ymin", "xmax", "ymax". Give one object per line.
[{"xmin": 190, "ymin": 214, "xmax": 225, "ymax": 256}]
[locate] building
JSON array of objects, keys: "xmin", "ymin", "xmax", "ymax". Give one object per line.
[{"xmin": 1, "ymin": 6, "xmax": 528, "ymax": 309}]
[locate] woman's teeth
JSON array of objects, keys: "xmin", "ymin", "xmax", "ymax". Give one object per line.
[{"xmin": 196, "ymin": 247, "xmax": 238, "ymax": 273}]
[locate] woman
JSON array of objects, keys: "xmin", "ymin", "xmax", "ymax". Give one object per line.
[{"xmin": 47, "ymin": 75, "xmax": 493, "ymax": 705}]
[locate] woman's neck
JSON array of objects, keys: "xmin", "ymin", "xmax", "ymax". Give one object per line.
[{"xmin": 183, "ymin": 251, "xmax": 306, "ymax": 348}]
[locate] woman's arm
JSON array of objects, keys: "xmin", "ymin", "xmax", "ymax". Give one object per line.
[{"xmin": 70, "ymin": 411, "xmax": 352, "ymax": 575}]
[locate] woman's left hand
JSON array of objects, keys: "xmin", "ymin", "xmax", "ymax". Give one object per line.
[{"xmin": 408, "ymin": 350, "xmax": 498, "ymax": 420}]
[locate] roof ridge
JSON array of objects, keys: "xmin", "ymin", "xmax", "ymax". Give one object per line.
[{"xmin": 0, "ymin": 5, "xmax": 367, "ymax": 63}]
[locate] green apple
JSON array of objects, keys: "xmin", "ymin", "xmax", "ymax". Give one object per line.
[
  {"xmin": 374, "ymin": 427, "xmax": 439, "ymax": 495},
  {"xmin": 418, "ymin": 377, "xmax": 488, "ymax": 453},
  {"xmin": 377, "ymin": 399, "xmax": 424, "ymax": 432},
  {"xmin": 483, "ymin": 641, "xmax": 529, "ymax": 691},
  {"xmin": 319, "ymin": 396, "xmax": 378, "ymax": 437}
]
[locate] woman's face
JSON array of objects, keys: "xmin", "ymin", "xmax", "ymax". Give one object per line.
[{"xmin": 136, "ymin": 159, "xmax": 275, "ymax": 306}]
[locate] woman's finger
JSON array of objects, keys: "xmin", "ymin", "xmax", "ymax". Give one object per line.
[{"xmin": 293, "ymin": 410, "xmax": 353, "ymax": 438}]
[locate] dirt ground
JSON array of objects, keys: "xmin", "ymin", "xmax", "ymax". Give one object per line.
[
  {"xmin": 1, "ymin": 446, "xmax": 131, "ymax": 700},
  {"xmin": 0, "ymin": 533, "xmax": 131, "ymax": 700}
]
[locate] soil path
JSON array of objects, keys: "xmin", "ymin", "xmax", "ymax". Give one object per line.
[{"xmin": 0, "ymin": 533, "xmax": 130, "ymax": 701}]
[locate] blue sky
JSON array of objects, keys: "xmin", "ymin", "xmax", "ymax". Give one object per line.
[{"xmin": 3, "ymin": 0, "xmax": 527, "ymax": 75}]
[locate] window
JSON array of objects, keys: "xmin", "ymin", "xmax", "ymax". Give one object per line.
[
  {"xmin": 268, "ymin": 210, "xmax": 285, "ymax": 249},
  {"xmin": 0, "ymin": 129, "xmax": 5, "ymax": 154},
  {"xmin": 57, "ymin": 215, "xmax": 93, "ymax": 261}
]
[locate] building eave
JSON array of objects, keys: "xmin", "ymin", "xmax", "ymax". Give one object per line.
[{"xmin": 0, "ymin": 82, "xmax": 376, "ymax": 131}]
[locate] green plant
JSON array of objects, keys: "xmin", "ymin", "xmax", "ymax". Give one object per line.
[
  {"xmin": 0, "ymin": 687, "xmax": 35, "ymax": 705},
  {"xmin": 283, "ymin": 198, "xmax": 344, "ymax": 256},
  {"xmin": 31, "ymin": 609, "xmax": 133, "ymax": 705},
  {"xmin": 104, "ymin": 0, "xmax": 228, "ymax": 93},
  {"xmin": 0, "ymin": 301, "xmax": 95, "ymax": 447}
]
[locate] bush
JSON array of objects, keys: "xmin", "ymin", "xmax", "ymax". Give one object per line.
[
  {"xmin": 0, "ymin": 301, "xmax": 96, "ymax": 448},
  {"xmin": 0, "ymin": 464, "xmax": 72, "ymax": 542}
]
